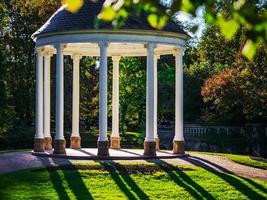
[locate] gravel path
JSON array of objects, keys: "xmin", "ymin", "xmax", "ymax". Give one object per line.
[
  {"xmin": 179, "ymin": 153, "xmax": 267, "ymax": 181},
  {"xmin": 0, "ymin": 151, "xmax": 266, "ymax": 181}
]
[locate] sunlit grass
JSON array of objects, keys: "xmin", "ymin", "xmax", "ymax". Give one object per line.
[{"xmin": 0, "ymin": 162, "xmax": 266, "ymax": 200}]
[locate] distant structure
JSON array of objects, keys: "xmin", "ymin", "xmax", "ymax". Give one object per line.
[{"xmin": 32, "ymin": 0, "xmax": 189, "ymax": 157}]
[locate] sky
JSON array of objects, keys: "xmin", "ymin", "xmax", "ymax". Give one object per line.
[{"xmin": 175, "ymin": 6, "xmax": 206, "ymax": 39}]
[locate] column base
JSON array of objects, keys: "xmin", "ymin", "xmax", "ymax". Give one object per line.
[
  {"xmin": 70, "ymin": 136, "xmax": 81, "ymax": 149},
  {"xmin": 44, "ymin": 137, "xmax": 52, "ymax": 150},
  {"xmin": 143, "ymin": 141, "xmax": 156, "ymax": 157},
  {"xmin": 173, "ymin": 140, "xmax": 185, "ymax": 154},
  {"xmin": 110, "ymin": 137, "xmax": 120, "ymax": 149},
  {"xmin": 53, "ymin": 139, "xmax": 66, "ymax": 155},
  {"xmin": 33, "ymin": 138, "xmax": 45, "ymax": 152},
  {"xmin": 97, "ymin": 141, "xmax": 109, "ymax": 156},
  {"xmin": 155, "ymin": 137, "xmax": 160, "ymax": 151}
]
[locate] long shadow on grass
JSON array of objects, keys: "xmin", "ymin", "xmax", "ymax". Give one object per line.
[
  {"xmin": 188, "ymin": 155, "xmax": 267, "ymax": 194},
  {"xmin": 241, "ymin": 177, "xmax": 267, "ymax": 194},
  {"xmin": 38, "ymin": 157, "xmax": 72, "ymax": 200},
  {"xmin": 148, "ymin": 160, "xmax": 216, "ymax": 200},
  {"xmin": 51, "ymin": 158, "xmax": 94, "ymax": 200},
  {"xmin": 100, "ymin": 161, "xmax": 149, "ymax": 200},
  {"xmin": 184, "ymin": 156, "xmax": 266, "ymax": 200}
]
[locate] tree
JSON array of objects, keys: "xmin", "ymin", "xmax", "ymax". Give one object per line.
[
  {"xmin": 158, "ymin": 56, "xmax": 175, "ymax": 122},
  {"xmin": 65, "ymin": 0, "xmax": 267, "ymax": 60},
  {"xmin": 201, "ymin": 47, "xmax": 267, "ymax": 124},
  {"xmin": 118, "ymin": 57, "xmax": 146, "ymax": 133},
  {"xmin": 182, "ymin": 25, "xmax": 245, "ymax": 123},
  {"xmin": 79, "ymin": 57, "xmax": 100, "ymax": 129},
  {"xmin": 0, "ymin": 0, "xmax": 59, "ymax": 127},
  {"xmin": 0, "ymin": 0, "xmax": 59, "ymax": 147},
  {"xmin": 0, "ymin": 1, "xmax": 15, "ymax": 134}
]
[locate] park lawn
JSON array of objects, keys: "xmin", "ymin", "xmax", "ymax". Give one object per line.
[
  {"xmin": 0, "ymin": 162, "xmax": 267, "ymax": 200},
  {"xmin": 188, "ymin": 151, "xmax": 267, "ymax": 170}
]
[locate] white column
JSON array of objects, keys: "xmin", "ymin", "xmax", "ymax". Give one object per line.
[
  {"xmin": 145, "ymin": 43, "xmax": 156, "ymax": 142},
  {"xmin": 98, "ymin": 42, "xmax": 108, "ymax": 141},
  {"xmin": 55, "ymin": 44, "xmax": 65, "ymax": 140},
  {"xmin": 111, "ymin": 56, "xmax": 120, "ymax": 138},
  {"xmin": 174, "ymin": 49, "xmax": 184, "ymax": 141},
  {"xmin": 35, "ymin": 48, "xmax": 44, "ymax": 139},
  {"xmin": 43, "ymin": 52, "xmax": 52, "ymax": 139},
  {"xmin": 71, "ymin": 55, "xmax": 81, "ymax": 137},
  {"xmin": 154, "ymin": 55, "xmax": 160, "ymax": 139}
]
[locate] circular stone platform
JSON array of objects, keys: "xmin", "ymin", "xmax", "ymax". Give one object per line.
[{"xmin": 32, "ymin": 148, "xmax": 187, "ymax": 160}]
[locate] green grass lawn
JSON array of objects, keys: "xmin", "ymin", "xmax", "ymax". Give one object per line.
[
  {"xmin": 188, "ymin": 151, "xmax": 267, "ymax": 170},
  {"xmin": 0, "ymin": 162, "xmax": 266, "ymax": 200}
]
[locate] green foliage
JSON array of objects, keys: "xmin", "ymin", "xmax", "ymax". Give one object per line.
[
  {"xmin": 119, "ymin": 57, "xmax": 146, "ymax": 133},
  {"xmin": 242, "ymin": 40, "xmax": 257, "ymax": 61},
  {"xmin": 182, "ymin": 25, "xmax": 267, "ymax": 125},
  {"xmin": 201, "ymin": 47, "xmax": 267, "ymax": 124},
  {"xmin": 120, "ymin": 131, "xmax": 145, "ymax": 148},
  {"xmin": 158, "ymin": 59, "xmax": 175, "ymax": 121},
  {"xmin": 183, "ymin": 25, "xmax": 243, "ymax": 123},
  {"xmin": 79, "ymin": 57, "xmax": 100, "ymax": 128},
  {"xmin": 0, "ymin": 0, "xmax": 59, "ymax": 145},
  {"xmin": 0, "ymin": 2, "xmax": 12, "ymax": 134},
  {"xmin": 98, "ymin": 6, "xmax": 117, "ymax": 21},
  {"xmin": 95, "ymin": 0, "xmax": 267, "ymax": 60},
  {"xmin": 147, "ymin": 13, "xmax": 168, "ymax": 29},
  {"xmin": 62, "ymin": 0, "xmax": 83, "ymax": 13},
  {"xmin": 0, "ymin": 125, "xmax": 34, "ymax": 150}
]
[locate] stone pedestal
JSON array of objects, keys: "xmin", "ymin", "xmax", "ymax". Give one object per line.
[
  {"xmin": 53, "ymin": 139, "xmax": 66, "ymax": 154},
  {"xmin": 110, "ymin": 137, "xmax": 120, "ymax": 149},
  {"xmin": 70, "ymin": 136, "xmax": 81, "ymax": 149},
  {"xmin": 34, "ymin": 138, "xmax": 45, "ymax": 152},
  {"xmin": 44, "ymin": 137, "xmax": 52, "ymax": 150},
  {"xmin": 143, "ymin": 141, "xmax": 156, "ymax": 156},
  {"xmin": 97, "ymin": 141, "xmax": 109, "ymax": 156},
  {"xmin": 155, "ymin": 137, "xmax": 160, "ymax": 151},
  {"xmin": 173, "ymin": 140, "xmax": 185, "ymax": 154}
]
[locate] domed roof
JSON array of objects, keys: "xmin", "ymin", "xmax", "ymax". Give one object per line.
[{"xmin": 32, "ymin": 0, "xmax": 187, "ymax": 40}]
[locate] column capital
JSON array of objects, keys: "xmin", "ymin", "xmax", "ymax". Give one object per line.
[
  {"xmin": 112, "ymin": 56, "xmax": 121, "ymax": 63},
  {"xmin": 35, "ymin": 47, "xmax": 45, "ymax": 55},
  {"xmin": 98, "ymin": 42, "xmax": 109, "ymax": 49},
  {"xmin": 44, "ymin": 50, "xmax": 53, "ymax": 58},
  {"xmin": 71, "ymin": 54, "xmax": 82, "ymax": 61},
  {"xmin": 173, "ymin": 48, "xmax": 185, "ymax": 56},
  {"xmin": 54, "ymin": 43, "xmax": 67, "ymax": 52},
  {"xmin": 145, "ymin": 43, "xmax": 157, "ymax": 50}
]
